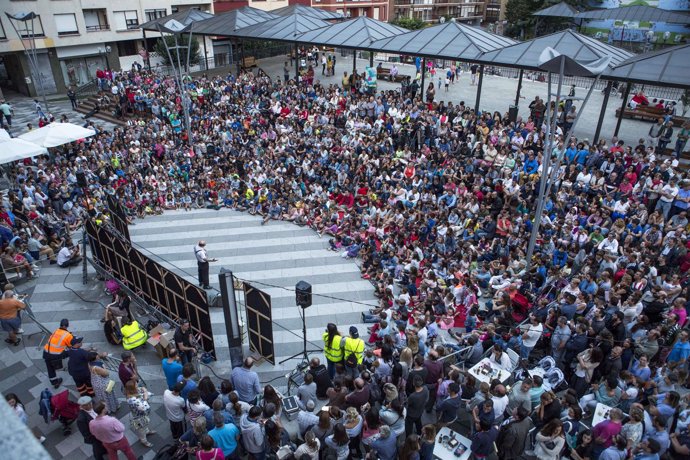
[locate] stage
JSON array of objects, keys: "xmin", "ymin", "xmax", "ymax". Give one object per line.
[{"xmin": 129, "ymin": 208, "xmax": 378, "ymax": 379}]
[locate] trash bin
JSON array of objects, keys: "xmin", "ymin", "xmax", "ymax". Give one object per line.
[{"xmin": 508, "ymin": 105, "xmax": 519, "ymax": 123}]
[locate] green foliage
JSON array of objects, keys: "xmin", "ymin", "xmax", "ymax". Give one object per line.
[
  {"xmin": 389, "ymin": 17, "xmax": 427, "ymax": 30},
  {"xmin": 505, "ymin": 0, "xmax": 601, "ymax": 38},
  {"xmin": 154, "ymin": 35, "xmax": 200, "ymax": 67}
]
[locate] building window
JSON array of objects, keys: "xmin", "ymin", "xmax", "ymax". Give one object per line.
[
  {"xmin": 54, "ymin": 13, "xmax": 79, "ymax": 36},
  {"xmin": 145, "ymin": 9, "xmax": 167, "ymax": 22},
  {"xmin": 83, "ymin": 9, "xmax": 109, "ymax": 31},
  {"xmin": 117, "ymin": 39, "xmax": 138, "ymax": 57},
  {"xmin": 15, "ymin": 15, "xmax": 45, "ymax": 38},
  {"xmin": 113, "ymin": 10, "xmax": 139, "ymax": 31}
]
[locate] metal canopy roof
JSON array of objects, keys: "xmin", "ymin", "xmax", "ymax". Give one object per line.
[
  {"xmin": 139, "ymin": 8, "xmax": 213, "ymax": 32},
  {"xmin": 191, "ymin": 7, "xmax": 277, "ymax": 36},
  {"xmin": 605, "ymin": 43, "xmax": 690, "ymax": 89},
  {"xmin": 270, "ymin": 5, "xmax": 344, "ymax": 20},
  {"xmin": 367, "ymin": 22, "xmax": 517, "ymax": 61},
  {"xmin": 230, "ymin": 13, "xmax": 331, "ymax": 42},
  {"xmin": 533, "ymin": 2, "xmax": 579, "ymax": 18},
  {"xmin": 575, "ymin": 5, "xmax": 690, "ymax": 24},
  {"xmin": 295, "ymin": 17, "xmax": 408, "ymax": 49},
  {"xmin": 478, "ymin": 29, "xmax": 633, "ymax": 71}
]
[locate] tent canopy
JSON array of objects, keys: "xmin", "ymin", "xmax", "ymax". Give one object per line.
[
  {"xmin": 478, "ymin": 29, "xmax": 633, "ymax": 72},
  {"xmin": 271, "ymin": 5, "xmax": 344, "ymax": 21},
  {"xmin": 295, "ymin": 17, "xmax": 408, "ymax": 50},
  {"xmin": 17, "ymin": 123, "xmax": 96, "ymax": 148},
  {"xmin": 0, "ymin": 132, "xmax": 48, "ymax": 164},
  {"xmin": 575, "ymin": 5, "xmax": 690, "ymax": 24},
  {"xmin": 192, "ymin": 7, "xmax": 278, "ymax": 35},
  {"xmin": 368, "ymin": 22, "xmax": 517, "ymax": 61},
  {"xmin": 230, "ymin": 13, "xmax": 330, "ymax": 42},
  {"xmin": 605, "ymin": 43, "xmax": 690, "ymax": 89},
  {"xmin": 533, "ymin": 2, "xmax": 579, "ymax": 18},
  {"xmin": 139, "ymin": 8, "xmax": 213, "ymax": 32}
]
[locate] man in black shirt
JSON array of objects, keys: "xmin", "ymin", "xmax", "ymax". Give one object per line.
[
  {"xmin": 436, "ymin": 382, "xmax": 461, "ymax": 425},
  {"xmin": 405, "ymin": 375, "xmax": 428, "ymax": 436},
  {"xmin": 308, "ymin": 357, "xmax": 332, "ymax": 400},
  {"xmin": 76, "ymin": 396, "xmax": 106, "ymax": 460},
  {"xmin": 174, "ymin": 319, "xmax": 195, "ymax": 365}
]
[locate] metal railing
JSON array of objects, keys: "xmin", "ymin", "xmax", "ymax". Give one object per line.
[{"xmin": 75, "ymin": 79, "xmax": 100, "ymax": 98}]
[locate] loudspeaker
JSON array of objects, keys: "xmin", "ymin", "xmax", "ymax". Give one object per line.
[
  {"xmin": 76, "ymin": 171, "xmax": 87, "ymax": 188},
  {"xmin": 295, "ymin": 280, "xmax": 312, "ymax": 309},
  {"xmin": 508, "ymin": 105, "xmax": 519, "ymax": 123}
]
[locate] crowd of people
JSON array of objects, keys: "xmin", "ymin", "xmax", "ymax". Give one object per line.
[{"xmin": 1, "ymin": 56, "xmax": 690, "ymax": 460}]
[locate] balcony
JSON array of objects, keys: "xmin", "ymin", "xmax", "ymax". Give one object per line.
[{"xmin": 83, "ymin": 9, "xmax": 109, "ymax": 33}]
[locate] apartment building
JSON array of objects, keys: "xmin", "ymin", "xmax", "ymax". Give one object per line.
[
  {"xmin": 392, "ymin": 0, "xmax": 502, "ymax": 25},
  {"xmin": 0, "ymin": 0, "xmax": 212, "ymax": 97}
]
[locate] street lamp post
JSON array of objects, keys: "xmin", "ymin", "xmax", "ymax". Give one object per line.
[
  {"xmin": 5, "ymin": 12, "xmax": 50, "ymax": 113},
  {"xmin": 156, "ymin": 20, "xmax": 194, "ymax": 146},
  {"xmin": 97, "ymin": 45, "xmax": 112, "ymax": 70}
]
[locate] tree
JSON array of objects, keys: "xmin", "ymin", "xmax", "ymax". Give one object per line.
[
  {"xmin": 389, "ymin": 17, "xmax": 426, "ymax": 30},
  {"xmin": 154, "ymin": 34, "xmax": 200, "ymax": 68}
]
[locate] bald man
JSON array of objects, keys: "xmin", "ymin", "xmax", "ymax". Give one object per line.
[{"xmin": 194, "ymin": 240, "xmax": 216, "ymax": 289}]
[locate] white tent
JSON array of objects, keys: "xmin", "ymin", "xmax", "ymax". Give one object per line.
[
  {"xmin": 17, "ymin": 122, "xmax": 96, "ymax": 148},
  {"xmin": 0, "ymin": 132, "xmax": 48, "ymax": 164}
]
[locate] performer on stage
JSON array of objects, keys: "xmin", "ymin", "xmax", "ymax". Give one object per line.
[{"xmin": 194, "ymin": 240, "xmax": 216, "ymax": 289}]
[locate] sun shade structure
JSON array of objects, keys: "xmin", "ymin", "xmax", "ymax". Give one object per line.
[
  {"xmin": 295, "ymin": 17, "xmax": 409, "ymax": 49},
  {"xmin": 139, "ymin": 8, "xmax": 213, "ymax": 32},
  {"xmin": 230, "ymin": 13, "xmax": 331, "ymax": 42},
  {"xmin": 574, "ymin": 5, "xmax": 690, "ymax": 24},
  {"xmin": 0, "ymin": 129, "xmax": 47, "ymax": 164},
  {"xmin": 17, "ymin": 122, "xmax": 96, "ymax": 148},
  {"xmin": 271, "ymin": 5, "xmax": 344, "ymax": 21},
  {"xmin": 367, "ymin": 22, "xmax": 517, "ymax": 61},
  {"xmin": 604, "ymin": 43, "xmax": 690, "ymax": 89},
  {"xmin": 478, "ymin": 29, "xmax": 633, "ymax": 71},
  {"xmin": 533, "ymin": 2, "xmax": 579, "ymax": 18},
  {"xmin": 191, "ymin": 7, "xmax": 278, "ymax": 35}
]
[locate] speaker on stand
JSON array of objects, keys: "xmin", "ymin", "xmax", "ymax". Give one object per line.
[{"xmin": 279, "ymin": 280, "xmax": 321, "ymax": 364}]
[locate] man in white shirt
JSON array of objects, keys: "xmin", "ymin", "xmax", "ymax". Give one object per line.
[
  {"xmin": 656, "ymin": 177, "xmax": 679, "ymax": 220},
  {"xmin": 194, "ymin": 240, "xmax": 216, "ymax": 289},
  {"xmin": 57, "ymin": 240, "xmax": 81, "ymax": 268},
  {"xmin": 163, "ymin": 381, "xmax": 186, "ymax": 440},
  {"xmin": 597, "ymin": 234, "xmax": 619, "ymax": 255},
  {"xmin": 520, "ymin": 314, "xmax": 543, "ymax": 361}
]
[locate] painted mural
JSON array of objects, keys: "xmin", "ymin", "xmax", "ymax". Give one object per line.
[{"xmin": 583, "ymin": 0, "xmax": 690, "ymax": 45}]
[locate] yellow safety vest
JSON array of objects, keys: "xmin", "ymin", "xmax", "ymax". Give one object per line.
[
  {"xmin": 343, "ymin": 337, "xmax": 364, "ymax": 365},
  {"xmin": 322, "ymin": 332, "xmax": 343, "ymax": 363},
  {"xmin": 120, "ymin": 321, "xmax": 148, "ymax": 350}
]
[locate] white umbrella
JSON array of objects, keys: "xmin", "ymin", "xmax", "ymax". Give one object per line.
[
  {"xmin": 17, "ymin": 122, "xmax": 96, "ymax": 148},
  {"xmin": 0, "ymin": 137, "xmax": 48, "ymax": 164}
]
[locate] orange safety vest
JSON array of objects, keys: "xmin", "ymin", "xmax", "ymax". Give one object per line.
[{"xmin": 44, "ymin": 328, "xmax": 73, "ymax": 355}]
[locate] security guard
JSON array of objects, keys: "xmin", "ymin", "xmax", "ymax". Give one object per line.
[
  {"xmin": 322, "ymin": 323, "xmax": 343, "ymax": 379},
  {"xmin": 120, "ymin": 317, "xmax": 147, "ymax": 350},
  {"xmin": 44, "ymin": 318, "xmax": 74, "ymax": 388},
  {"xmin": 341, "ymin": 326, "xmax": 365, "ymax": 379}
]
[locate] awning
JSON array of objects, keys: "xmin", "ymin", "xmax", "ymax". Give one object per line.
[
  {"xmin": 139, "ymin": 9, "xmax": 213, "ymax": 32},
  {"xmin": 0, "ymin": 130, "xmax": 48, "ymax": 164},
  {"xmin": 605, "ymin": 43, "xmax": 690, "ymax": 89},
  {"xmin": 367, "ymin": 22, "xmax": 517, "ymax": 61},
  {"xmin": 295, "ymin": 17, "xmax": 408, "ymax": 50},
  {"xmin": 270, "ymin": 5, "xmax": 344, "ymax": 21},
  {"xmin": 575, "ymin": 5, "xmax": 690, "ymax": 24},
  {"xmin": 192, "ymin": 7, "xmax": 278, "ymax": 36},
  {"xmin": 230, "ymin": 13, "xmax": 331, "ymax": 42},
  {"xmin": 478, "ymin": 29, "xmax": 633, "ymax": 72},
  {"xmin": 533, "ymin": 2, "xmax": 579, "ymax": 18},
  {"xmin": 17, "ymin": 123, "xmax": 96, "ymax": 148}
]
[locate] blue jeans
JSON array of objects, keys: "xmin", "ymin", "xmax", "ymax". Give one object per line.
[
  {"xmin": 362, "ymin": 313, "xmax": 380, "ymax": 323},
  {"xmin": 656, "ymin": 199, "xmax": 673, "ymax": 220},
  {"xmin": 520, "ymin": 344, "xmax": 534, "ymax": 360},
  {"xmin": 326, "ymin": 359, "xmax": 338, "ymax": 379}
]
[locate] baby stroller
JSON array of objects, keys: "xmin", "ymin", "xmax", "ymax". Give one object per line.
[{"xmin": 51, "ymin": 390, "xmax": 80, "ymax": 435}]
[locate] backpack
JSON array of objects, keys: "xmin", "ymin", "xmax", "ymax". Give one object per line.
[
  {"xmin": 368, "ymin": 381, "xmax": 382, "ymax": 405},
  {"xmin": 345, "ymin": 352, "xmax": 358, "ymax": 368}
]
